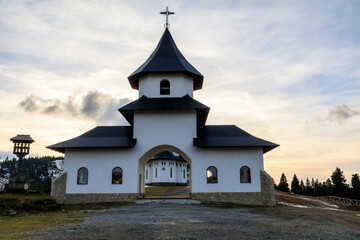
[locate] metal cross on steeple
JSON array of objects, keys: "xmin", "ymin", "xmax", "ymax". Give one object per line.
[{"xmin": 160, "ymin": 6, "xmax": 174, "ymax": 29}]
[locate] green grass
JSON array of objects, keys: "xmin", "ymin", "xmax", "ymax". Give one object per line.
[
  {"xmin": 0, "ymin": 194, "xmax": 131, "ymax": 240},
  {"xmin": 0, "ymin": 193, "xmax": 53, "ymax": 200},
  {"xmin": 0, "ymin": 211, "xmax": 90, "ymax": 239}
]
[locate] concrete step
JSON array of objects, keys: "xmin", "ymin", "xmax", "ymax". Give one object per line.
[{"xmin": 135, "ymin": 199, "xmax": 202, "ymax": 205}]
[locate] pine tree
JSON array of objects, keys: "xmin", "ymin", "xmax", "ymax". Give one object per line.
[
  {"xmin": 351, "ymin": 173, "xmax": 360, "ymax": 199},
  {"xmin": 321, "ymin": 181, "xmax": 330, "ymax": 196},
  {"xmin": 331, "ymin": 167, "xmax": 348, "ymax": 197},
  {"xmin": 300, "ymin": 180, "xmax": 305, "ymax": 194},
  {"xmin": 304, "ymin": 177, "xmax": 313, "ymax": 196},
  {"xmin": 278, "ymin": 173, "xmax": 289, "ymax": 192},
  {"xmin": 314, "ymin": 178, "xmax": 322, "ymax": 196},
  {"xmin": 0, "ymin": 156, "xmax": 62, "ymax": 193},
  {"xmin": 325, "ymin": 178, "xmax": 332, "ymax": 195},
  {"xmin": 291, "ymin": 174, "xmax": 301, "ymax": 194}
]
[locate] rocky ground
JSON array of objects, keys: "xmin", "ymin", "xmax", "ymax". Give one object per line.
[{"xmin": 27, "ymin": 191, "xmax": 360, "ymax": 240}]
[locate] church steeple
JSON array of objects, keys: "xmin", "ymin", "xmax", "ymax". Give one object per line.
[{"xmin": 128, "ymin": 28, "xmax": 204, "ymax": 90}]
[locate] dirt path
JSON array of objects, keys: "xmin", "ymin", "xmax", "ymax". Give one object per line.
[
  {"xmin": 276, "ymin": 190, "xmax": 340, "ymax": 209},
  {"xmin": 275, "ymin": 190, "xmax": 360, "ymax": 232},
  {"xmin": 29, "ymin": 200, "xmax": 360, "ymax": 240}
]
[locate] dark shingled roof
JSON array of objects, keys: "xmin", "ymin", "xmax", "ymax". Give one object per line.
[
  {"xmin": 119, "ymin": 95, "xmax": 210, "ymax": 126},
  {"xmin": 128, "ymin": 28, "xmax": 203, "ymax": 90},
  {"xmin": 10, "ymin": 135, "xmax": 34, "ymax": 143},
  {"xmin": 194, "ymin": 125, "xmax": 279, "ymax": 153},
  {"xmin": 150, "ymin": 151, "xmax": 187, "ymax": 163},
  {"xmin": 47, "ymin": 126, "xmax": 136, "ymax": 153}
]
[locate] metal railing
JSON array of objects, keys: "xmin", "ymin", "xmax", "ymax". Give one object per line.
[{"xmin": 326, "ymin": 196, "xmax": 360, "ymax": 206}]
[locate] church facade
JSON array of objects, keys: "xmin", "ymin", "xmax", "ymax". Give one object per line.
[{"xmin": 49, "ymin": 24, "xmax": 278, "ymax": 206}]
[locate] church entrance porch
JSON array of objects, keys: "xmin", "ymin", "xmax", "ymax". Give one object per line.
[{"xmin": 138, "ymin": 145, "xmax": 192, "ymax": 199}]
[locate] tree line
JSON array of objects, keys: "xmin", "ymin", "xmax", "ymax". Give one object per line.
[
  {"xmin": 0, "ymin": 156, "xmax": 63, "ymax": 194},
  {"xmin": 276, "ymin": 167, "xmax": 360, "ymax": 200}
]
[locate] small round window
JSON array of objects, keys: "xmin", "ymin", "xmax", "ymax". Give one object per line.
[{"xmin": 162, "ymin": 167, "xmax": 166, "ymax": 171}]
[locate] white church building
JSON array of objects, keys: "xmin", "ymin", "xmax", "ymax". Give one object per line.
[
  {"xmin": 49, "ymin": 10, "xmax": 278, "ymax": 206},
  {"xmin": 145, "ymin": 151, "xmax": 189, "ymax": 186}
]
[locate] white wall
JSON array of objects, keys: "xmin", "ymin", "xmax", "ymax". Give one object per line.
[
  {"xmin": 63, "ymin": 146, "xmax": 264, "ymax": 194},
  {"xmin": 133, "ymin": 110, "xmax": 197, "ymax": 147},
  {"xmin": 138, "ymin": 74, "xmax": 193, "ymax": 98},
  {"xmin": 63, "ymin": 110, "xmax": 265, "ymax": 194},
  {"xmin": 64, "ymin": 148, "xmax": 140, "ymax": 194},
  {"xmin": 189, "ymin": 148, "xmax": 264, "ymax": 193},
  {"xmin": 133, "ymin": 110, "xmax": 264, "ymax": 193}
]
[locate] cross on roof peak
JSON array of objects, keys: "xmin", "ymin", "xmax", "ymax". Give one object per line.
[{"xmin": 160, "ymin": 6, "xmax": 174, "ymax": 29}]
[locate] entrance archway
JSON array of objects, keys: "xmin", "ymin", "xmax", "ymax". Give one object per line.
[{"xmin": 138, "ymin": 145, "xmax": 192, "ymax": 198}]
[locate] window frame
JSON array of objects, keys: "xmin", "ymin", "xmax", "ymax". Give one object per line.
[
  {"xmin": 240, "ymin": 166, "xmax": 251, "ymax": 183},
  {"xmin": 160, "ymin": 79, "xmax": 170, "ymax": 95},
  {"xmin": 206, "ymin": 166, "xmax": 218, "ymax": 184},
  {"xmin": 77, "ymin": 167, "xmax": 88, "ymax": 185},
  {"xmin": 112, "ymin": 167, "xmax": 123, "ymax": 185}
]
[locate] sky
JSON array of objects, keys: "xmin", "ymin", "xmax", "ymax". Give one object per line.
[{"xmin": 0, "ymin": 0, "xmax": 359, "ymax": 184}]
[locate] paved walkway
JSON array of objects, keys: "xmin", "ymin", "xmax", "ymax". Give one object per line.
[{"xmin": 135, "ymin": 199, "xmax": 201, "ymax": 204}]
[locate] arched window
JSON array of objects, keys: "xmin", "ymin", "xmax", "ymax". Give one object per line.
[
  {"xmin": 240, "ymin": 166, "xmax": 251, "ymax": 183},
  {"xmin": 77, "ymin": 167, "xmax": 88, "ymax": 185},
  {"xmin": 206, "ymin": 166, "xmax": 218, "ymax": 183},
  {"xmin": 112, "ymin": 167, "xmax": 123, "ymax": 184},
  {"xmin": 160, "ymin": 79, "xmax": 170, "ymax": 95}
]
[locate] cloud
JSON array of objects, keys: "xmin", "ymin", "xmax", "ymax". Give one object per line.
[
  {"xmin": 18, "ymin": 91, "xmax": 131, "ymax": 125},
  {"xmin": 325, "ymin": 104, "xmax": 359, "ymax": 125},
  {"xmin": 314, "ymin": 104, "xmax": 359, "ymax": 125},
  {"xmin": 19, "ymin": 94, "xmax": 41, "ymax": 111}
]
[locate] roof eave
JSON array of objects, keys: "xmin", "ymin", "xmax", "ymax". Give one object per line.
[
  {"xmin": 46, "ymin": 144, "xmax": 137, "ymax": 154},
  {"xmin": 193, "ymin": 140, "xmax": 279, "ymax": 153}
]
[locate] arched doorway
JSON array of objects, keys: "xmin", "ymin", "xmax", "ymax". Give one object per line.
[{"xmin": 138, "ymin": 145, "xmax": 192, "ymax": 198}]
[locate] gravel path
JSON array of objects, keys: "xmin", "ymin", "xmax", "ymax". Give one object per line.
[{"xmin": 30, "ymin": 202, "xmax": 360, "ymax": 240}]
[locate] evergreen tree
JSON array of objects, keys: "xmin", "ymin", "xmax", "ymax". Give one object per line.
[
  {"xmin": 291, "ymin": 174, "xmax": 301, "ymax": 194},
  {"xmin": 325, "ymin": 178, "xmax": 332, "ymax": 188},
  {"xmin": 313, "ymin": 178, "xmax": 322, "ymax": 196},
  {"xmin": 278, "ymin": 173, "xmax": 289, "ymax": 192},
  {"xmin": 351, "ymin": 173, "xmax": 360, "ymax": 199},
  {"xmin": 304, "ymin": 178, "xmax": 313, "ymax": 196},
  {"xmin": 300, "ymin": 180, "xmax": 305, "ymax": 194},
  {"xmin": 321, "ymin": 181, "xmax": 330, "ymax": 196},
  {"xmin": 331, "ymin": 167, "xmax": 348, "ymax": 197},
  {"xmin": 0, "ymin": 156, "xmax": 63, "ymax": 193}
]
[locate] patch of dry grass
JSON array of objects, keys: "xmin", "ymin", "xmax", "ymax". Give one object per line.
[
  {"xmin": 0, "ymin": 193, "xmax": 59, "ymax": 215},
  {"xmin": 0, "ymin": 211, "xmax": 88, "ymax": 239},
  {"xmin": 145, "ymin": 186, "xmax": 173, "ymax": 197}
]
